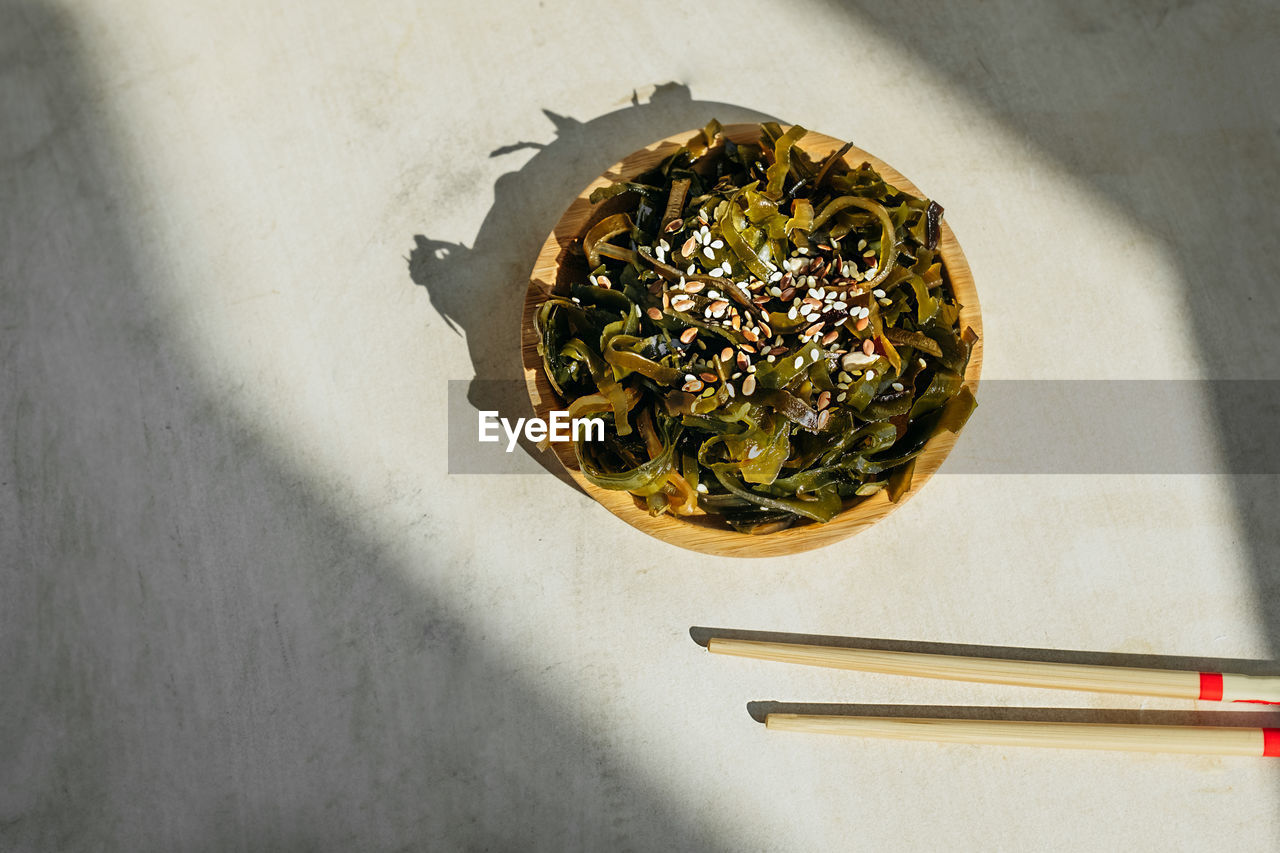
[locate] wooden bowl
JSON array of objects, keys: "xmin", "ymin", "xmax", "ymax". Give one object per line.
[{"xmin": 521, "ymin": 124, "xmax": 983, "ymax": 557}]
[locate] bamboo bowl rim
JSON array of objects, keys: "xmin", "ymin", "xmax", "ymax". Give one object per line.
[{"xmin": 520, "ymin": 123, "xmax": 983, "ymax": 557}]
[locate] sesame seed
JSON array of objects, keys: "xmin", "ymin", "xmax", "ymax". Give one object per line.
[
  {"xmin": 794, "ymin": 356, "xmax": 804, "ymax": 369},
  {"xmin": 837, "ymin": 392, "xmax": 847, "ymax": 402},
  {"xmin": 918, "ymin": 357, "xmax": 927, "ymax": 368},
  {"xmin": 571, "ymin": 296, "xmax": 581, "ymax": 303},
  {"xmin": 658, "ymin": 239, "xmax": 670, "ymax": 252},
  {"xmin": 766, "ymin": 355, "xmax": 776, "ymax": 363},
  {"xmin": 865, "ymin": 370, "xmax": 875, "ymax": 381},
  {"xmin": 696, "ymin": 483, "xmax": 708, "ymax": 493},
  {"xmin": 858, "ymin": 239, "xmax": 867, "ymax": 250},
  {"xmin": 786, "ymin": 307, "xmax": 798, "ymax": 320},
  {"xmin": 797, "ymin": 247, "xmax": 809, "ymax": 255},
  {"xmin": 872, "ymin": 288, "xmax": 886, "ymax": 298},
  {"xmin": 687, "ymin": 264, "xmax": 697, "ymax": 275},
  {"xmin": 703, "ymin": 247, "xmax": 715, "ymax": 260},
  {"xmin": 726, "ymin": 384, "xmax": 735, "ymax": 398},
  {"xmin": 891, "ymin": 382, "xmax": 904, "ymax": 392},
  {"xmin": 769, "ymin": 271, "xmax": 784, "ymax": 282},
  {"xmin": 721, "ymin": 261, "xmax": 732, "ymax": 274},
  {"xmin": 655, "ymin": 247, "xmax": 666, "ymax": 262},
  {"xmin": 858, "ymin": 306, "xmax": 871, "ymax": 319},
  {"xmin": 710, "ymin": 239, "xmax": 725, "ymax": 249},
  {"xmin": 708, "ymin": 268, "xmax": 724, "ymax": 278}
]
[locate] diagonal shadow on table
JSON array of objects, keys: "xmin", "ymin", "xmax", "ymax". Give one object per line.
[
  {"xmin": 819, "ymin": 1, "xmax": 1280, "ymax": 658},
  {"xmin": 0, "ymin": 8, "xmax": 742, "ymax": 852},
  {"xmin": 407, "ymin": 84, "xmax": 777, "ymax": 481}
]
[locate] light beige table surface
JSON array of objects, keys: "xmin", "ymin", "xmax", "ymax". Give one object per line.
[{"xmin": 3, "ymin": 1, "xmax": 1279, "ymax": 850}]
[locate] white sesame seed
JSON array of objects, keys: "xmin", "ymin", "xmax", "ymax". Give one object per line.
[
  {"xmin": 786, "ymin": 307, "xmax": 798, "ymax": 320},
  {"xmin": 794, "ymin": 356, "xmax": 804, "ymax": 369},
  {"xmin": 769, "ymin": 271, "xmax": 784, "ymax": 282},
  {"xmin": 571, "ymin": 296, "xmax": 581, "ymax": 303},
  {"xmin": 731, "ymin": 371, "xmax": 742, "ymax": 379},
  {"xmin": 687, "ymin": 264, "xmax": 696, "ymax": 275},
  {"xmin": 710, "ymin": 239, "xmax": 724, "ymax": 249},
  {"xmin": 865, "ymin": 370, "xmax": 876, "ymax": 381},
  {"xmin": 768, "ymin": 286, "xmax": 782, "ymax": 297},
  {"xmin": 707, "ymin": 289, "xmax": 719, "ymax": 298},
  {"xmin": 797, "ymin": 247, "xmax": 809, "ymax": 255},
  {"xmin": 709, "ymin": 268, "xmax": 724, "ymax": 278},
  {"xmin": 703, "ymin": 247, "xmax": 715, "ymax": 260},
  {"xmin": 766, "ymin": 355, "xmax": 776, "ymax": 363},
  {"xmin": 859, "ymin": 306, "xmax": 871, "ymax": 319},
  {"xmin": 872, "ymin": 288, "xmax": 886, "ymax": 298},
  {"xmin": 857, "ymin": 239, "xmax": 867, "ymax": 250},
  {"xmin": 589, "ymin": 275, "xmax": 598, "ymax": 285},
  {"xmin": 721, "ymin": 261, "xmax": 732, "ymax": 273},
  {"xmin": 834, "ymin": 301, "xmax": 847, "ymax": 310},
  {"xmin": 655, "ymin": 247, "xmax": 666, "ymax": 262},
  {"xmin": 696, "ymin": 483, "xmax": 708, "ymax": 494},
  {"xmin": 918, "ymin": 357, "xmax": 927, "ymax": 368},
  {"xmin": 892, "ymin": 382, "xmax": 904, "ymax": 392},
  {"xmin": 658, "ymin": 239, "xmax": 670, "ymax": 252},
  {"xmin": 700, "ymin": 225, "xmax": 710, "ymax": 239},
  {"xmin": 685, "ymin": 374, "xmax": 696, "ymax": 383}
]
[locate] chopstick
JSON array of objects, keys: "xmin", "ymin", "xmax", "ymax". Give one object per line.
[
  {"xmin": 764, "ymin": 714, "xmax": 1280, "ymax": 756},
  {"xmin": 707, "ymin": 638, "xmax": 1280, "ymax": 704}
]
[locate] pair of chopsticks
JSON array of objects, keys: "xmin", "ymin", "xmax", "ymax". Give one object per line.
[{"xmin": 708, "ymin": 637, "xmax": 1280, "ymax": 756}]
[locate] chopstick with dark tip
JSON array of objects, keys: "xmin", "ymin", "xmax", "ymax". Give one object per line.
[{"xmin": 707, "ymin": 638, "xmax": 1280, "ymax": 704}]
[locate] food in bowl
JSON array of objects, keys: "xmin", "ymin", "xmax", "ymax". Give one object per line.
[{"xmin": 533, "ymin": 121, "xmax": 977, "ymax": 534}]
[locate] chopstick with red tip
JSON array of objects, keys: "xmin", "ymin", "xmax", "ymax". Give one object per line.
[
  {"xmin": 763, "ymin": 714, "xmax": 1280, "ymax": 757},
  {"xmin": 707, "ymin": 638, "xmax": 1280, "ymax": 704}
]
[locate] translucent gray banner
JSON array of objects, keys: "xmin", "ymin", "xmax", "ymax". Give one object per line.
[{"xmin": 447, "ymin": 379, "xmax": 1280, "ymax": 475}]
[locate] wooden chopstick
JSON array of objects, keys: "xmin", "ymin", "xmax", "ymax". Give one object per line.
[
  {"xmin": 765, "ymin": 714, "xmax": 1280, "ymax": 756},
  {"xmin": 708, "ymin": 638, "xmax": 1280, "ymax": 704}
]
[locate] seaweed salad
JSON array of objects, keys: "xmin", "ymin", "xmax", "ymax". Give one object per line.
[{"xmin": 534, "ymin": 121, "xmax": 978, "ymax": 534}]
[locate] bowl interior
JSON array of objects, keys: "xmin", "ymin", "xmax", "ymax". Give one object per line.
[{"xmin": 521, "ymin": 124, "xmax": 983, "ymax": 557}]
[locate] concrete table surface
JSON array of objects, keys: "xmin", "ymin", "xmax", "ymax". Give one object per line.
[{"xmin": 3, "ymin": 1, "xmax": 1279, "ymax": 850}]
